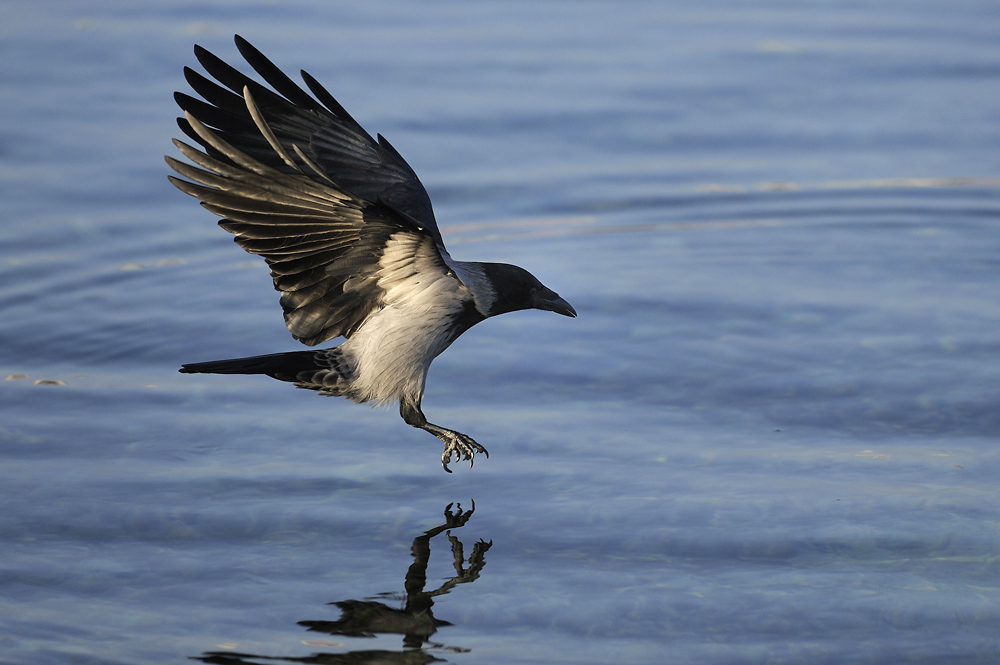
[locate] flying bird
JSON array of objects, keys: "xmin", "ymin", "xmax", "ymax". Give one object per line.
[{"xmin": 168, "ymin": 36, "xmax": 576, "ymax": 472}]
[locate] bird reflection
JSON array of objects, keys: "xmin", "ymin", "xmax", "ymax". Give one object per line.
[{"xmin": 194, "ymin": 501, "xmax": 490, "ymax": 665}]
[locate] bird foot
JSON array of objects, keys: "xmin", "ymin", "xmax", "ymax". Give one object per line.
[{"xmin": 438, "ymin": 430, "xmax": 489, "ymax": 472}]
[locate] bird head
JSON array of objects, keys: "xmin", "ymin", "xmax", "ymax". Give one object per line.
[{"xmin": 480, "ymin": 263, "xmax": 577, "ymax": 318}]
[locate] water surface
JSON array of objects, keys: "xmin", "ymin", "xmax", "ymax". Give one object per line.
[{"xmin": 2, "ymin": 2, "xmax": 999, "ymax": 663}]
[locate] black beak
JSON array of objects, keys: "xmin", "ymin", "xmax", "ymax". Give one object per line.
[{"xmin": 536, "ymin": 293, "xmax": 577, "ymax": 318}]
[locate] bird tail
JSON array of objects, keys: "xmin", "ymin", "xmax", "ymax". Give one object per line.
[
  {"xmin": 180, "ymin": 351, "xmax": 322, "ymax": 378},
  {"xmin": 180, "ymin": 349, "xmax": 357, "ymax": 398}
]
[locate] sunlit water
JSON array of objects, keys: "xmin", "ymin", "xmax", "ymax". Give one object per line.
[{"xmin": 2, "ymin": 2, "xmax": 999, "ymax": 664}]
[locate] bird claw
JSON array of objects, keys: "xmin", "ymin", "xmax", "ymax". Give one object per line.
[{"xmin": 440, "ymin": 431, "xmax": 489, "ymax": 472}]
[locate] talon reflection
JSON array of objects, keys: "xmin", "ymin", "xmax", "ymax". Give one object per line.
[{"xmin": 194, "ymin": 501, "xmax": 491, "ymax": 664}]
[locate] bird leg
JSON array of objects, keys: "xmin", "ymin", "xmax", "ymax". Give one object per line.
[{"xmin": 400, "ymin": 399, "xmax": 489, "ymax": 472}]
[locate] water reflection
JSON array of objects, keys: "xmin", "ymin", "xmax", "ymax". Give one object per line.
[{"xmin": 194, "ymin": 502, "xmax": 491, "ymax": 665}]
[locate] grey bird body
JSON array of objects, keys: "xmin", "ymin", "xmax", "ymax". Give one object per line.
[{"xmin": 170, "ymin": 36, "xmax": 575, "ymax": 471}]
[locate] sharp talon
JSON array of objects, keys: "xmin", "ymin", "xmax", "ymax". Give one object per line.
[{"xmin": 436, "ymin": 429, "xmax": 488, "ymax": 472}]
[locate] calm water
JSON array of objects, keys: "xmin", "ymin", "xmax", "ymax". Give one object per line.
[{"xmin": 2, "ymin": 2, "xmax": 999, "ymax": 663}]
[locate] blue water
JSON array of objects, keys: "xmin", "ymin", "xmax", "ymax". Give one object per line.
[{"xmin": 2, "ymin": 1, "xmax": 999, "ymax": 663}]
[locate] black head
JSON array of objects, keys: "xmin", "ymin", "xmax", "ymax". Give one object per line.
[{"xmin": 479, "ymin": 263, "xmax": 577, "ymax": 318}]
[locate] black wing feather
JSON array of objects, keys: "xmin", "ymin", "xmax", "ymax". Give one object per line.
[
  {"xmin": 234, "ymin": 36, "xmax": 326, "ymax": 112},
  {"xmin": 300, "ymin": 69, "xmax": 374, "ymax": 141},
  {"xmin": 181, "ymin": 35, "xmax": 443, "ymax": 246}
]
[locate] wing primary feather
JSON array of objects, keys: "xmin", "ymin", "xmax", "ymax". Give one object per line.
[
  {"xmin": 166, "ymin": 155, "xmax": 321, "ymax": 209},
  {"xmin": 194, "ymin": 43, "xmax": 292, "ymax": 116},
  {"xmin": 174, "ymin": 92, "xmax": 256, "ymax": 134},
  {"xmin": 243, "ymin": 87, "xmax": 301, "ymax": 172},
  {"xmin": 376, "ymin": 134, "xmax": 416, "ymax": 175},
  {"xmin": 292, "ymin": 143, "xmax": 337, "ymax": 185},
  {"xmin": 167, "ymin": 170, "xmax": 345, "ymax": 218},
  {"xmin": 217, "ymin": 219, "xmax": 356, "ymax": 237},
  {"xmin": 169, "ymin": 136, "xmax": 349, "ymax": 208},
  {"xmin": 234, "ymin": 34, "xmax": 322, "ymax": 112},
  {"xmin": 299, "ymin": 69, "xmax": 376, "ymax": 144},
  {"xmin": 182, "ymin": 112, "xmax": 304, "ymax": 190},
  {"xmin": 176, "ymin": 116, "xmax": 216, "ymax": 154},
  {"xmin": 182, "ymin": 67, "xmax": 249, "ymax": 117},
  {"xmin": 193, "ymin": 44, "xmax": 256, "ymax": 95}
]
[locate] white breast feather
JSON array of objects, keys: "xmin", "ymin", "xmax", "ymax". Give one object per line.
[{"xmin": 341, "ymin": 232, "xmax": 469, "ymax": 405}]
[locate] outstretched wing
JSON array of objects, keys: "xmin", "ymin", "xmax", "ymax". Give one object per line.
[
  {"xmin": 174, "ymin": 35, "xmax": 446, "ymax": 250},
  {"xmin": 167, "ymin": 38, "xmax": 455, "ymax": 347}
]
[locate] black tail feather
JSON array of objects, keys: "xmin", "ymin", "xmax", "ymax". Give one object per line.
[{"xmin": 180, "ymin": 350, "xmax": 322, "ymax": 380}]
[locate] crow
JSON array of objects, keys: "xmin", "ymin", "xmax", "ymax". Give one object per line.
[{"xmin": 168, "ymin": 36, "xmax": 576, "ymax": 472}]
